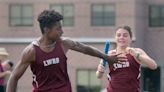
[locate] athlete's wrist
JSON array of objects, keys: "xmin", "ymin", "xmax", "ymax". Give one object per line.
[
  {"xmin": 97, "ymin": 64, "xmax": 106, "ymax": 73},
  {"xmin": 103, "ymin": 54, "xmax": 109, "ymax": 61},
  {"xmin": 135, "ymin": 53, "xmax": 141, "ymax": 61}
]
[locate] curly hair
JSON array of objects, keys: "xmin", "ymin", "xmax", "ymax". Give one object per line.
[{"xmin": 37, "ymin": 10, "xmax": 63, "ymax": 34}]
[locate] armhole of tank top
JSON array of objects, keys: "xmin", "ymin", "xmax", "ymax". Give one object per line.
[
  {"xmin": 130, "ymin": 54, "xmax": 141, "ymax": 65},
  {"xmin": 128, "ymin": 48, "xmax": 141, "ymax": 65},
  {"xmin": 134, "ymin": 59, "xmax": 141, "ymax": 66},
  {"xmin": 57, "ymin": 40, "xmax": 67, "ymax": 59},
  {"xmin": 31, "ymin": 44, "xmax": 37, "ymax": 64}
]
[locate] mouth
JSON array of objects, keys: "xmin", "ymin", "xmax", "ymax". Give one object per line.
[{"xmin": 118, "ymin": 41, "xmax": 126, "ymax": 44}]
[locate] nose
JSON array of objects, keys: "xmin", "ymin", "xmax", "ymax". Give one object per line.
[
  {"xmin": 118, "ymin": 35, "xmax": 125, "ymax": 40},
  {"xmin": 118, "ymin": 35, "xmax": 123, "ymax": 38}
]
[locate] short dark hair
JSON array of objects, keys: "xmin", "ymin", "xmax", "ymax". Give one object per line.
[
  {"xmin": 37, "ymin": 10, "xmax": 63, "ymax": 34},
  {"xmin": 117, "ymin": 25, "xmax": 132, "ymax": 38}
]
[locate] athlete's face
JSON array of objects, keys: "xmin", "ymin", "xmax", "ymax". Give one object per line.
[
  {"xmin": 45, "ymin": 22, "xmax": 63, "ymax": 41},
  {"xmin": 115, "ymin": 28, "xmax": 131, "ymax": 48}
]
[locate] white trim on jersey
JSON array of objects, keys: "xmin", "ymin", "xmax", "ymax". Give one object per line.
[
  {"xmin": 137, "ymin": 67, "xmax": 141, "ymax": 79},
  {"xmin": 33, "ymin": 74, "xmax": 39, "ymax": 88}
]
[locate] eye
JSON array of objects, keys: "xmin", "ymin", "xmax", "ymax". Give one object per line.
[
  {"xmin": 123, "ymin": 33, "xmax": 129, "ymax": 37},
  {"xmin": 117, "ymin": 33, "xmax": 121, "ymax": 37}
]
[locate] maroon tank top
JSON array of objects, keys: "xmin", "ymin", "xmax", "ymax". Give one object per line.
[
  {"xmin": 30, "ymin": 40, "xmax": 72, "ymax": 92},
  {"xmin": 107, "ymin": 52, "xmax": 140, "ymax": 92}
]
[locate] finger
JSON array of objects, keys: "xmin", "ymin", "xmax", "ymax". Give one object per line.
[
  {"xmin": 117, "ymin": 61, "xmax": 124, "ymax": 64},
  {"xmin": 98, "ymin": 66, "xmax": 105, "ymax": 72},
  {"xmin": 118, "ymin": 56, "xmax": 128, "ymax": 59},
  {"xmin": 129, "ymin": 49, "xmax": 133, "ymax": 53},
  {"xmin": 129, "ymin": 49, "xmax": 136, "ymax": 56},
  {"xmin": 117, "ymin": 58, "xmax": 128, "ymax": 62},
  {"xmin": 126, "ymin": 48, "xmax": 134, "ymax": 54},
  {"xmin": 125, "ymin": 47, "xmax": 130, "ymax": 52},
  {"xmin": 117, "ymin": 56, "xmax": 127, "ymax": 59},
  {"xmin": 97, "ymin": 69, "xmax": 104, "ymax": 73},
  {"xmin": 100, "ymin": 64, "xmax": 105, "ymax": 69},
  {"xmin": 98, "ymin": 64, "xmax": 105, "ymax": 70},
  {"xmin": 114, "ymin": 53, "xmax": 122, "ymax": 56},
  {"xmin": 117, "ymin": 59, "xmax": 128, "ymax": 62}
]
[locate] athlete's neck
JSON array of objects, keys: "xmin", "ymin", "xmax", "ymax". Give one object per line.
[
  {"xmin": 116, "ymin": 46, "xmax": 127, "ymax": 54},
  {"xmin": 39, "ymin": 36, "xmax": 57, "ymax": 48}
]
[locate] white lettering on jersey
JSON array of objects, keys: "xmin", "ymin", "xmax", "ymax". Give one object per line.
[
  {"xmin": 113, "ymin": 61, "xmax": 130, "ymax": 69},
  {"xmin": 32, "ymin": 74, "xmax": 38, "ymax": 88},
  {"xmin": 43, "ymin": 57, "xmax": 60, "ymax": 66}
]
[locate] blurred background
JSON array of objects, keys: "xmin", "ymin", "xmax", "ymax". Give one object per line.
[{"xmin": 0, "ymin": 0, "xmax": 163, "ymax": 92}]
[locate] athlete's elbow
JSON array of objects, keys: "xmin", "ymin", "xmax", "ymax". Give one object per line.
[
  {"xmin": 151, "ymin": 63, "xmax": 157, "ymax": 70},
  {"xmin": 149, "ymin": 63, "xmax": 157, "ymax": 70}
]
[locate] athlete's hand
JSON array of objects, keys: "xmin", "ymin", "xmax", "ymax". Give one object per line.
[
  {"xmin": 126, "ymin": 47, "xmax": 141, "ymax": 59},
  {"xmin": 106, "ymin": 53, "xmax": 127, "ymax": 65},
  {"xmin": 97, "ymin": 64, "xmax": 106, "ymax": 73}
]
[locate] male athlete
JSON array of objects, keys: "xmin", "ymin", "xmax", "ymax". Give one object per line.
[{"xmin": 6, "ymin": 10, "xmax": 124, "ymax": 92}]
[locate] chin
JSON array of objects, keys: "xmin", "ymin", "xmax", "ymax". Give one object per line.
[{"xmin": 118, "ymin": 44, "xmax": 128, "ymax": 47}]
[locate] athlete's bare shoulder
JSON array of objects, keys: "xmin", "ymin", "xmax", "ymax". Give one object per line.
[
  {"xmin": 134, "ymin": 48, "xmax": 143, "ymax": 51},
  {"xmin": 21, "ymin": 43, "xmax": 35, "ymax": 64},
  {"xmin": 60, "ymin": 37, "xmax": 75, "ymax": 49},
  {"xmin": 60, "ymin": 37, "xmax": 73, "ymax": 53},
  {"xmin": 131, "ymin": 47, "xmax": 144, "ymax": 53}
]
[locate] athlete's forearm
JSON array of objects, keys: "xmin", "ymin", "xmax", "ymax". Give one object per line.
[
  {"xmin": 6, "ymin": 75, "xmax": 18, "ymax": 92},
  {"xmin": 68, "ymin": 40, "xmax": 108, "ymax": 60},
  {"xmin": 139, "ymin": 55, "xmax": 157, "ymax": 70},
  {"xmin": 82, "ymin": 45, "xmax": 108, "ymax": 60}
]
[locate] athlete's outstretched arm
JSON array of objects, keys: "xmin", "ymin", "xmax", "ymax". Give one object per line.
[
  {"xmin": 6, "ymin": 45, "xmax": 35, "ymax": 92},
  {"xmin": 126, "ymin": 48, "xmax": 157, "ymax": 70},
  {"xmin": 62, "ymin": 38, "xmax": 125, "ymax": 65},
  {"xmin": 136, "ymin": 48, "xmax": 157, "ymax": 70}
]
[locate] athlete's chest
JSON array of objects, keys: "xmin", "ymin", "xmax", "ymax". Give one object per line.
[{"xmin": 112, "ymin": 54, "xmax": 136, "ymax": 70}]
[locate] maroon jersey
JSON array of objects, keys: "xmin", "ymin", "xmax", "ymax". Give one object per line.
[
  {"xmin": 107, "ymin": 51, "xmax": 140, "ymax": 92},
  {"xmin": 30, "ymin": 40, "xmax": 72, "ymax": 92}
]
